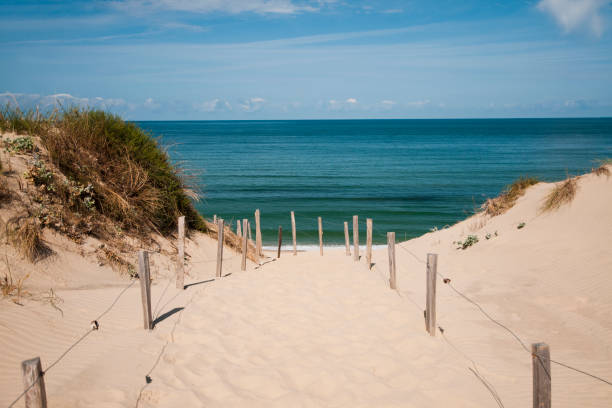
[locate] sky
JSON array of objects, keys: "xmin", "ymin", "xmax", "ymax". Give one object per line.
[{"xmin": 1, "ymin": 0, "xmax": 611, "ymax": 120}]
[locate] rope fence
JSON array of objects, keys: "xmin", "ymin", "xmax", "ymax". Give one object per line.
[{"xmin": 8, "ymin": 210, "xmax": 611, "ymax": 408}]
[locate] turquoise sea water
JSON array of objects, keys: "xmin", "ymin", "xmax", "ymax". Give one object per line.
[{"xmin": 137, "ymin": 119, "xmax": 612, "ymax": 247}]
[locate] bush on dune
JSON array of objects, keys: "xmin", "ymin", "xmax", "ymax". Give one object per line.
[
  {"xmin": 0, "ymin": 107, "xmax": 206, "ymax": 236},
  {"xmin": 541, "ymin": 177, "xmax": 577, "ymax": 212},
  {"xmin": 482, "ymin": 176, "xmax": 539, "ymax": 216}
]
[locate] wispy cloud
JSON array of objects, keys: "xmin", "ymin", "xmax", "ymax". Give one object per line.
[
  {"xmin": 239, "ymin": 97, "xmax": 266, "ymax": 112},
  {"xmin": 537, "ymin": 0, "xmax": 608, "ymax": 36},
  {"xmin": 0, "ymin": 92, "xmax": 126, "ymax": 111},
  {"xmin": 194, "ymin": 98, "xmax": 232, "ymax": 112},
  {"xmin": 111, "ymin": 0, "xmax": 324, "ymax": 15}
]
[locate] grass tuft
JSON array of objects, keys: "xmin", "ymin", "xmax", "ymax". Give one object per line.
[
  {"xmin": 482, "ymin": 176, "xmax": 539, "ymax": 216},
  {"xmin": 7, "ymin": 218, "xmax": 49, "ymax": 262},
  {"xmin": 0, "ymin": 107, "xmax": 206, "ymax": 236},
  {"xmin": 541, "ymin": 177, "xmax": 577, "ymax": 212},
  {"xmin": 593, "ymin": 164, "xmax": 610, "ymax": 177}
]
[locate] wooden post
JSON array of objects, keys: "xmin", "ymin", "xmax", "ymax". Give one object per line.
[
  {"xmin": 426, "ymin": 253, "xmax": 438, "ymax": 336},
  {"xmin": 344, "ymin": 221, "xmax": 350, "ymax": 256},
  {"xmin": 532, "ymin": 343, "xmax": 551, "ymax": 408},
  {"xmin": 237, "ymin": 219, "xmax": 242, "ymax": 237},
  {"xmin": 387, "ymin": 232, "xmax": 396, "ymax": 289},
  {"xmin": 277, "ymin": 226, "xmax": 282, "ymax": 258},
  {"xmin": 366, "ymin": 218, "xmax": 373, "ymax": 268},
  {"xmin": 213, "ymin": 214, "xmax": 217, "ymax": 224},
  {"xmin": 216, "ymin": 219, "xmax": 224, "ymax": 278},
  {"xmin": 248, "ymin": 221, "xmax": 253, "ymax": 244},
  {"xmin": 21, "ymin": 357, "xmax": 47, "ymax": 408},
  {"xmin": 255, "ymin": 209, "xmax": 262, "ymax": 260},
  {"xmin": 241, "ymin": 219, "xmax": 248, "ymax": 271},
  {"xmin": 291, "ymin": 211, "xmax": 297, "ymax": 256},
  {"xmin": 353, "ymin": 215, "xmax": 359, "ymax": 261},
  {"xmin": 138, "ymin": 250, "xmax": 153, "ymax": 330},
  {"xmin": 176, "ymin": 216, "xmax": 185, "ymax": 289},
  {"xmin": 318, "ymin": 216, "xmax": 323, "ymax": 256}
]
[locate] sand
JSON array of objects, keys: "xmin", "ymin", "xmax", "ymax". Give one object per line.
[{"xmin": 1, "ymin": 168, "xmax": 611, "ymax": 407}]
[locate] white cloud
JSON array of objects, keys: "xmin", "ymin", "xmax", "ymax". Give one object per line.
[
  {"xmin": 406, "ymin": 99, "xmax": 431, "ymax": 107},
  {"xmin": 112, "ymin": 0, "xmax": 322, "ymax": 14},
  {"xmin": 161, "ymin": 22, "xmax": 209, "ymax": 32},
  {"xmin": 239, "ymin": 97, "xmax": 266, "ymax": 112},
  {"xmin": 382, "ymin": 8, "xmax": 403, "ymax": 14},
  {"xmin": 537, "ymin": 0, "xmax": 608, "ymax": 36},
  {"xmin": 143, "ymin": 97, "xmax": 161, "ymax": 109},
  {"xmin": 0, "ymin": 92, "xmax": 126, "ymax": 111},
  {"xmin": 194, "ymin": 98, "xmax": 232, "ymax": 112}
]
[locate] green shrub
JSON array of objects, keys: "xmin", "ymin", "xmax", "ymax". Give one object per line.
[
  {"xmin": 455, "ymin": 235, "xmax": 479, "ymax": 250},
  {"xmin": 2, "ymin": 107, "xmax": 205, "ymax": 235},
  {"xmin": 5, "ymin": 136, "xmax": 34, "ymax": 153}
]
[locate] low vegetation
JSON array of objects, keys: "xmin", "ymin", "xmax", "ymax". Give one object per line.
[
  {"xmin": 541, "ymin": 177, "xmax": 577, "ymax": 212},
  {"xmin": 455, "ymin": 235, "xmax": 479, "ymax": 250},
  {"xmin": 482, "ymin": 176, "xmax": 539, "ymax": 216},
  {"xmin": 6, "ymin": 217, "xmax": 49, "ymax": 262},
  {"xmin": 0, "ymin": 107, "xmax": 206, "ymax": 236}
]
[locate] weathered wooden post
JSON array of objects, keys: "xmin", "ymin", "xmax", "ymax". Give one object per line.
[
  {"xmin": 216, "ymin": 219, "xmax": 224, "ymax": 278},
  {"xmin": 241, "ymin": 219, "xmax": 248, "ymax": 271},
  {"xmin": 366, "ymin": 218, "xmax": 373, "ymax": 268},
  {"xmin": 277, "ymin": 226, "xmax": 283, "ymax": 258},
  {"xmin": 425, "ymin": 253, "xmax": 438, "ymax": 336},
  {"xmin": 532, "ymin": 343, "xmax": 551, "ymax": 408},
  {"xmin": 248, "ymin": 221, "xmax": 253, "ymax": 245},
  {"xmin": 21, "ymin": 357, "xmax": 47, "ymax": 408},
  {"xmin": 291, "ymin": 211, "xmax": 297, "ymax": 256},
  {"xmin": 387, "ymin": 232, "xmax": 396, "ymax": 289},
  {"xmin": 344, "ymin": 221, "xmax": 350, "ymax": 256},
  {"xmin": 255, "ymin": 209, "xmax": 262, "ymax": 259},
  {"xmin": 237, "ymin": 219, "xmax": 242, "ymax": 237},
  {"xmin": 353, "ymin": 215, "xmax": 359, "ymax": 261},
  {"xmin": 176, "ymin": 216, "xmax": 185, "ymax": 289},
  {"xmin": 318, "ymin": 216, "xmax": 323, "ymax": 256},
  {"xmin": 213, "ymin": 214, "xmax": 217, "ymax": 224},
  {"xmin": 138, "ymin": 250, "xmax": 153, "ymax": 330}
]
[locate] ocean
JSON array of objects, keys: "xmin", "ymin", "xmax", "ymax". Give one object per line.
[{"xmin": 137, "ymin": 119, "xmax": 612, "ymax": 247}]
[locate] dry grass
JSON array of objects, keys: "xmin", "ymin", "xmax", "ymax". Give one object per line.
[
  {"xmin": 593, "ymin": 164, "xmax": 610, "ymax": 177},
  {"xmin": 0, "ymin": 177, "xmax": 11, "ymax": 203},
  {"xmin": 541, "ymin": 177, "xmax": 578, "ymax": 212},
  {"xmin": 1, "ymin": 256, "xmax": 29, "ymax": 304},
  {"xmin": 482, "ymin": 176, "xmax": 539, "ymax": 216},
  {"xmin": 0, "ymin": 107, "xmax": 206, "ymax": 236},
  {"xmin": 7, "ymin": 218, "xmax": 50, "ymax": 262}
]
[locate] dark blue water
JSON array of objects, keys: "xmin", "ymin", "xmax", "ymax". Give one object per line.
[{"xmin": 136, "ymin": 119, "xmax": 612, "ymax": 247}]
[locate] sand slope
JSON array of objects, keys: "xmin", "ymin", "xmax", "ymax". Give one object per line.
[{"xmin": 1, "ymin": 169, "xmax": 611, "ymax": 407}]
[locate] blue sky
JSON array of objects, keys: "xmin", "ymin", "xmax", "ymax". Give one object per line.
[{"xmin": 1, "ymin": 0, "xmax": 611, "ymax": 119}]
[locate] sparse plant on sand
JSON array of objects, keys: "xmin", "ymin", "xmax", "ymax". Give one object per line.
[
  {"xmin": 517, "ymin": 222, "xmax": 526, "ymax": 229},
  {"xmin": 482, "ymin": 176, "xmax": 539, "ymax": 216},
  {"xmin": 1, "ymin": 256, "xmax": 29, "ymax": 304},
  {"xmin": 5, "ymin": 136, "xmax": 34, "ymax": 154},
  {"xmin": 455, "ymin": 235, "xmax": 479, "ymax": 250},
  {"xmin": 7, "ymin": 218, "xmax": 49, "ymax": 262},
  {"xmin": 541, "ymin": 177, "xmax": 577, "ymax": 212},
  {"xmin": 593, "ymin": 161, "xmax": 610, "ymax": 177}
]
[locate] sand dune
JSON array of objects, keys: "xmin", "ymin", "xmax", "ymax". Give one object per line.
[{"xmin": 1, "ymin": 169, "xmax": 611, "ymax": 407}]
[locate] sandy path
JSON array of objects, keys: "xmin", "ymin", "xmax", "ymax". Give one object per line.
[{"xmin": 136, "ymin": 250, "xmax": 495, "ymax": 408}]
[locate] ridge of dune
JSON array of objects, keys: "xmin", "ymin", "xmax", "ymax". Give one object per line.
[{"xmin": 1, "ymin": 167, "xmax": 611, "ymax": 407}]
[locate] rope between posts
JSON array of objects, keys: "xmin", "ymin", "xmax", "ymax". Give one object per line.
[
  {"xmin": 391, "ymin": 243, "xmax": 612, "ymax": 387},
  {"xmin": 7, "ymin": 279, "xmax": 137, "ymax": 408}
]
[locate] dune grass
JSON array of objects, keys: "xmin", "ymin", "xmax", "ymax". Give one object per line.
[
  {"xmin": 483, "ymin": 176, "xmax": 539, "ymax": 216},
  {"xmin": 541, "ymin": 177, "xmax": 577, "ymax": 212},
  {"xmin": 7, "ymin": 218, "xmax": 48, "ymax": 262},
  {"xmin": 0, "ymin": 107, "xmax": 206, "ymax": 235}
]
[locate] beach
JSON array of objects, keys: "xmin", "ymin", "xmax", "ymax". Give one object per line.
[{"xmin": 1, "ymin": 167, "xmax": 611, "ymax": 407}]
